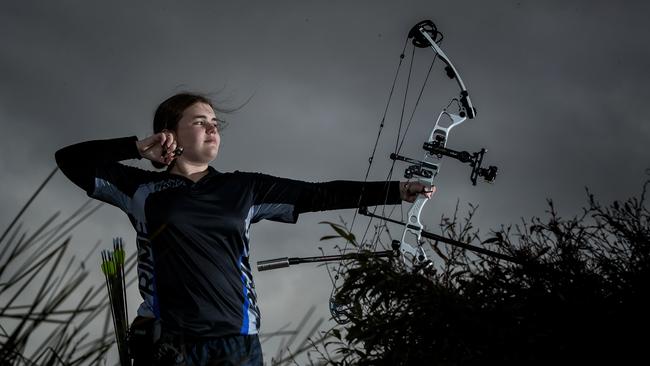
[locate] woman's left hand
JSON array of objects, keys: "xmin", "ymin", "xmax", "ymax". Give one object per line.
[{"xmin": 399, "ymin": 181, "xmax": 435, "ymax": 202}]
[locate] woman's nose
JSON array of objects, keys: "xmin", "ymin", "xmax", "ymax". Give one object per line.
[{"xmin": 205, "ymin": 124, "xmax": 217, "ymax": 134}]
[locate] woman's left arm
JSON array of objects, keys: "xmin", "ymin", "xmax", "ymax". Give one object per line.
[{"xmin": 245, "ymin": 173, "xmax": 433, "ymax": 224}]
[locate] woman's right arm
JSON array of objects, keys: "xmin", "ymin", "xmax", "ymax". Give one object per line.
[
  {"xmin": 55, "ymin": 133, "xmax": 177, "ymax": 194},
  {"xmin": 55, "ymin": 136, "xmax": 143, "ymax": 193}
]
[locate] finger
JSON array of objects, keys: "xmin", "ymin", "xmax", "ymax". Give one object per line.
[
  {"xmin": 166, "ymin": 143, "xmax": 179, "ymax": 159},
  {"xmin": 159, "ymin": 132, "xmax": 168, "ymax": 147},
  {"xmin": 161, "ymin": 132, "xmax": 169, "ymax": 149},
  {"xmin": 166, "ymin": 133, "xmax": 174, "ymax": 150},
  {"xmin": 160, "ymin": 138, "xmax": 168, "ymax": 157},
  {"xmin": 162, "ymin": 132, "xmax": 176, "ymax": 156},
  {"xmin": 412, "ymin": 184, "xmax": 433, "ymax": 198}
]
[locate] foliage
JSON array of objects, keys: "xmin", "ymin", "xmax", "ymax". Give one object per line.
[
  {"xmin": 0, "ymin": 168, "xmax": 131, "ymax": 365},
  {"xmin": 317, "ymin": 182, "xmax": 650, "ymax": 365}
]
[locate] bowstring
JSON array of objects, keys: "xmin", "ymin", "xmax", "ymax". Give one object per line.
[
  {"xmin": 356, "ymin": 45, "xmax": 416, "ymax": 254},
  {"xmin": 365, "ymin": 45, "xmax": 439, "ymax": 254},
  {"xmin": 327, "ymin": 38, "xmax": 410, "ymax": 298},
  {"xmin": 365, "ymin": 50, "xmax": 439, "ymax": 254},
  {"xmin": 328, "ymin": 32, "xmax": 444, "ymax": 314},
  {"xmin": 347, "ymin": 45, "xmax": 431, "ymax": 319}
]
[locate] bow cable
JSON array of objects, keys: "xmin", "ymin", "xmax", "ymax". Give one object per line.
[{"xmin": 360, "ymin": 43, "xmax": 439, "ymax": 255}]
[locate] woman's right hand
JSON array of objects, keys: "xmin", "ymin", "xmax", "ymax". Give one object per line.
[{"xmin": 136, "ymin": 131, "xmax": 180, "ymax": 165}]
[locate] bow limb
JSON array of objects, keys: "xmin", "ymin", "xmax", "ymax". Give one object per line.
[{"xmin": 411, "ymin": 20, "xmax": 476, "ymax": 119}]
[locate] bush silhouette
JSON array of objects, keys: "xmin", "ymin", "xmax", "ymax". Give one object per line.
[{"xmin": 318, "ymin": 182, "xmax": 649, "ymax": 365}]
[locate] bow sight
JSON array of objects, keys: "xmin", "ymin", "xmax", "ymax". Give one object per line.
[{"xmin": 391, "ymin": 132, "xmax": 498, "ymax": 186}]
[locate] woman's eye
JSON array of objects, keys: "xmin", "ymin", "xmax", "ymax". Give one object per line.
[{"xmin": 195, "ymin": 120, "xmax": 220, "ymax": 130}]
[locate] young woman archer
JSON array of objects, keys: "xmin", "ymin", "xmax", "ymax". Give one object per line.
[{"xmin": 55, "ymin": 92, "xmax": 432, "ymax": 365}]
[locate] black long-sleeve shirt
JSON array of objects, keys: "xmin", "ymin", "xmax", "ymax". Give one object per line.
[{"xmin": 55, "ymin": 136, "xmax": 401, "ymax": 338}]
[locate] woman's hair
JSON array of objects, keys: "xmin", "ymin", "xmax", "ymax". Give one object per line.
[
  {"xmin": 150, "ymin": 92, "xmax": 216, "ymax": 169},
  {"xmin": 153, "ymin": 92, "xmax": 215, "ymax": 133}
]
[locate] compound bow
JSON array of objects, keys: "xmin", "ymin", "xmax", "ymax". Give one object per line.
[
  {"xmin": 257, "ymin": 20, "xmax": 518, "ymax": 308},
  {"xmin": 362, "ymin": 19, "xmax": 499, "ymax": 270}
]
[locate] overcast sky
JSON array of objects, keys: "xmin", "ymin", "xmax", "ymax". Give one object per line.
[{"xmin": 1, "ymin": 0, "xmax": 649, "ymax": 363}]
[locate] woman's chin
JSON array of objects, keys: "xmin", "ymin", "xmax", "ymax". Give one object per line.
[
  {"xmin": 206, "ymin": 147, "xmax": 219, "ymax": 159},
  {"xmin": 191, "ymin": 146, "xmax": 218, "ymax": 162},
  {"xmin": 177, "ymin": 151, "xmax": 218, "ymax": 165},
  {"xmin": 203, "ymin": 151, "xmax": 219, "ymax": 163}
]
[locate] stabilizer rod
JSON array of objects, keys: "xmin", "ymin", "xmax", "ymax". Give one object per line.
[
  {"xmin": 258, "ymin": 251, "xmax": 395, "ymax": 272},
  {"xmin": 358, "ymin": 207, "xmax": 523, "ymax": 265}
]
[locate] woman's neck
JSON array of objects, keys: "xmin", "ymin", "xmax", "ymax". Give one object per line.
[{"xmin": 169, "ymin": 160, "xmax": 210, "ymax": 183}]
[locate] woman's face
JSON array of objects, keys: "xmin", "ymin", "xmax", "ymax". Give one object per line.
[{"xmin": 173, "ymin": 102, "xmax": 221, "ymax": 165}]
